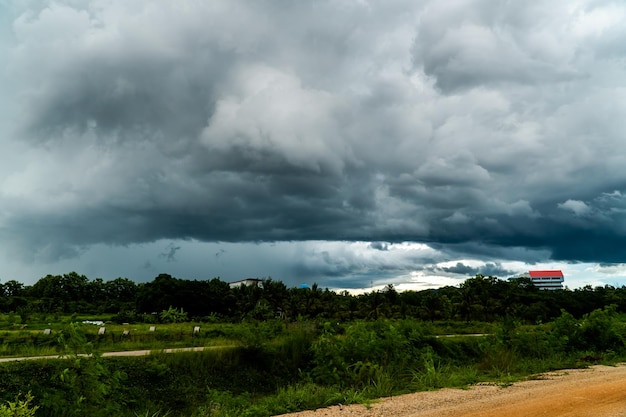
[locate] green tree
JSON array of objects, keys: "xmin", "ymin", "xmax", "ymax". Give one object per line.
[
  {"xmin": 159, "ymin": 306, "xmax": 188, "ymax": 323},
  {"xmin": 3, "ymin": 280, "xmax": 24, "ymax": 297}
]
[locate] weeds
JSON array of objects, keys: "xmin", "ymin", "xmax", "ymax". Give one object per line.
[
  {"xmin": 0, "ymin": 392, "xmax": 38, "ymax": 417},
  {"xmin": 410, "ymin": 348, "xmax": 450, "ymax": 390}
]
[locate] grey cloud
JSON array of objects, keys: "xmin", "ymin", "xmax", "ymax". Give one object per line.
[
  {"xmin": 414, "ymin": 152, "xmax": 491, "ymax": 187},
  {"xmin": 2, "ymin": 0, "xmax": 626, "ymax": 281},
  {"xmin": 437, "ymin": 262, "xmax": 516, "ymax": 279},
  {"xmin": 11, "ymin": 6, "xmax": 233, "ymax": 145},
  {"xmin": 369, "ymin": 242, "xmax": 390, "ymax": 251},
  {"xmin": 438, "ymin": 262, "xmax": 477, "ymax": 276},
  {"xmin": 286, "ymin": 242, "xmax": 445, "ymax": 289},
  {"xmin": 413, "ymin": 0, "xmax": 583, "ymax": 92},
  {"xmin": 159, "ymin": 243, "xmax": 181, "ymax": 263}
]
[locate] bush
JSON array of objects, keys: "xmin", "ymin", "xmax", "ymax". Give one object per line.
[
  {"xmin": 0, "ymin": 393, "xmax": 38, "ymax": 417},
  {"xmin": 550, "ymin": 306, "xmax": 626, "ymax": 353},
  {"xmin": 39, "ymin": 323, "xmax": 126, "ymax": 417},
  {"xmin": 310, "ymin": 320, "xmax": 431, "ymax": 388}
]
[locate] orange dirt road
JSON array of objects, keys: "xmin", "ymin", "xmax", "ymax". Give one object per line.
[{"xmin": 275, "ymin": 365, "xmax": 626, "ymax": 417}]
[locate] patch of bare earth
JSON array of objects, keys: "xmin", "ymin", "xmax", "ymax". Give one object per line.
[{"xmin": 274, "ymin": 364, "xmax": 626, "ymax": 417}]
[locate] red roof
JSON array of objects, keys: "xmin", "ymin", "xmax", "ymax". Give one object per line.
[{"xmin": 529, "ymin": 270, "xmax": 564, "ymax": 278}]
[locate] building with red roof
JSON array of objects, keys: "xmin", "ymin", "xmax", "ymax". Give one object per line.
[{"xmin": 528, "ymin": 270, "xmax": 564, "ymax": 290}]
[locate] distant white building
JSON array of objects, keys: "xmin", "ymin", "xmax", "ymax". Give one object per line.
[
  {"xmin": 528, "ymin": 270, "xmax": 564, "ymax": 290},
  {"xmin": 228, "ymin": 278, "xmax": 263, "ymax": 289}
]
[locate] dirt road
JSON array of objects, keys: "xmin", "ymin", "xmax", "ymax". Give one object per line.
[
  {"xmin": 275, "ymin": 364, "xmax": 626, "ymax": 417},
  {"xmin": 0, "ymin": 346, "xmax": 215, "ymax": 362}
]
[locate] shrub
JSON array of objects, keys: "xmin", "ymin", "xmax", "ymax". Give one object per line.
[
  {"xmin": 310, "ymin": 320, "xmax": 430, "ymax": 388},
  {"xmin": 550, "ymin": 306, "xmax": 626, "ymax": 353},
  {"xmin": 0, "ymin": 393, "xmax": 38, "ymax": 417},
  {"xmin": 39, "ymin": 323, "xmax": 126, "ymax": 417}
]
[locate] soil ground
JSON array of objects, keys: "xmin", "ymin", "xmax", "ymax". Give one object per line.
[{"xmin": 275, "ymin": 364, "xmax": 626, "ymax": 417}]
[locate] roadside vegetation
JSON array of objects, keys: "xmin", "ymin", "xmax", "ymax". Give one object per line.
[{"xmin": 0, "ymin": 273, "xmax": 626, "ymax": 416}]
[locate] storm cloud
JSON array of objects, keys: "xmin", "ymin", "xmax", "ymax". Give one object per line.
[{"xmin": 2, "ymin": 0, "xmax": 626, "ymax": 287}]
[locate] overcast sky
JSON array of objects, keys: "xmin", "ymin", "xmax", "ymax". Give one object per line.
[{"xmin": 2, "ymin": 0, "xmax": 626, "ymax": 291}]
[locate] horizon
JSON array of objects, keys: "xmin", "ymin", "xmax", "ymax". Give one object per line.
[{"xmin": 2, "ymin": 263, "xmax": 617, "ymax": 295}]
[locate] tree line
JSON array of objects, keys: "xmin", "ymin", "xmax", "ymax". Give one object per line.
[{"xmin": 1, "ymin": 272, "xmax": 625, "ymax": 323}]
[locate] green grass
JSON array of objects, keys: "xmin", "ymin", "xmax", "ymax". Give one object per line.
[
  {"xmin": 0, "ymin": 316, "xmax": 624, "ymax": 416},
  {"xmin": 0, "ymin": 320, "xmax": 276, "ymax": 358}
]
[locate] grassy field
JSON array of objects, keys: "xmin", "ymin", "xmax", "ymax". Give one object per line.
[
  {"xmin": 0, "ymin": 313, "xmax": 300, "ymax": 359},
  {"xmin": 0, "ymin": 310, "xmax": 624, "ymax": 416}
]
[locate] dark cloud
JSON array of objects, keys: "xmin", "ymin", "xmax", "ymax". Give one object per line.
[
  {"xmin": 369, "ymin": 242, "xmax": 390, "ymax": 251},
  {"xmin": 439, "ymin": 262, "xmax": 477, "ymax": 276},
  {"xmin": 159, "ymin": 243, "xmax": 181, "ymax": 263},
  {"xmin": 2, "ymin": 0, "xmax": 626, "ymax": 287},
  {"xmin": 437, "ymin": 262, "xmax": 516, "ymax": 279}
]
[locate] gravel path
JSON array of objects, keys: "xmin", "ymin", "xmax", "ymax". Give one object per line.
[
  {"xmin": 274, "ymin": 364, "xmax": 626, "ymax": 417},
  {"xmin": 0, "ymin": 346, "xmax": 218, "ymax": 362}
]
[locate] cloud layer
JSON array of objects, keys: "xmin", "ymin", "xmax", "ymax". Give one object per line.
[{"xmin": 2, "ymin": 1, "xmax": 626, "ymax": 285}]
